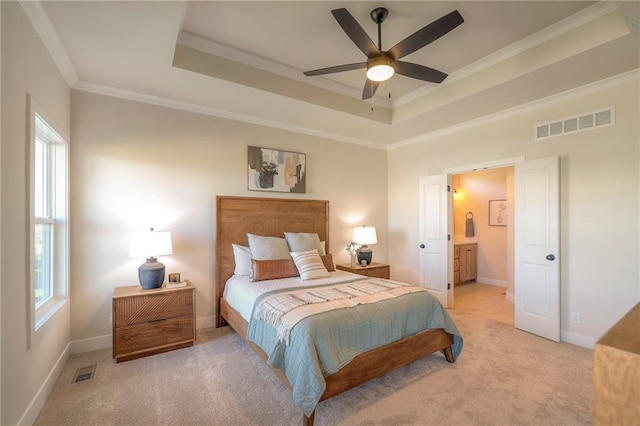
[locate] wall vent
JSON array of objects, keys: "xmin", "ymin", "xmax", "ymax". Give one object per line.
[{"xmin": 535, "ymin": 106, "xmax": 614, "ymax": 141}]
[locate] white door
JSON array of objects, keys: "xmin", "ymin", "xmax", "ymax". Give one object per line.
[
  {"xmin": 514, "ymin": 156, "xmax": 560, "ymax": 341},
  {"xmin": 418, "ymin": 175, "xmax": 453, "ymax": 307}
]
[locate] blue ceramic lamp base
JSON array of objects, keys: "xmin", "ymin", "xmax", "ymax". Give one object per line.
[
  {"xmin": 138, "ymin": 257, "xmax": 166, "ymax": 289},
  {"xmin": 357, "ymin": 246, "xmax": 373, "ymax": 266}
]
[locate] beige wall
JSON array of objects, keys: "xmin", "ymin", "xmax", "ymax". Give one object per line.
[
  {"xmin": 1, "ymin": 3, "xmax": 71, "ymax": 424},
  {"xmin": 388, "ymin": 76, "xmax": 640, "ymax": 347},
  {"xmin": 70, "ymin": 90, "xmax": 388, "ymax": 341}
]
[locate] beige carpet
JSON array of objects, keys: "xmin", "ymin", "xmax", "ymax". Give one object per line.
[{"xmin": 35, "ymin": 305, "xmax": 593, "ymax": 425}]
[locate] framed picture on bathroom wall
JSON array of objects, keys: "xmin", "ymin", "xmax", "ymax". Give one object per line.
[
  {"xmin": 488, "ymin": 199, "xmax": 507, "ymax": 226},
  {"xmin": 247, "ymin": 146, "xmax": 306, "ymax": 193}
]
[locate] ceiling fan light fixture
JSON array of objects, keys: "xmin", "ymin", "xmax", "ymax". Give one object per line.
[{"xmin": 366, "ymin": 57, "xmax": 394, "ymax": 82}]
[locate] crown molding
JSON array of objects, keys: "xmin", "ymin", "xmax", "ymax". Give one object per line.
[
  {"xmin": 73, "ymin": 69, "xmax": 638, "ymax": 153},
  {"xmin": 177, "ymin": 31, "xmax": 391, "ymax": 109},
  {"xmin": 388, "ymin": 69, "xmax": 639, "ymax": 151},
  {"xmin": 73, "ymin": 81, "xmax": 385, "ymax": 150},
  {"xmin": 392, "ymin": 1, "xmax": 618, "ymax": 108},
  {"xmin": 20, "ymin": 1, "xmax": 79, "ymax": 87}
]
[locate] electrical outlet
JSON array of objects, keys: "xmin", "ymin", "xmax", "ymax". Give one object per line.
[{"xmin": 571, "ymin": 312, "xmax": 580, "ymax": 324}]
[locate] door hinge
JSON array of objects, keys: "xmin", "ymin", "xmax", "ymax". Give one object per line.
[
  {"xmin": 447, "ymin": 283, "xmax": 451, "ymax": 290},
  {"xmin": 447, "ymin": 185, "xmax": 451, "ymax": 192},
  {"xmin": 448, "ymin": 234, "xmax": 451, "ymax": 241}
]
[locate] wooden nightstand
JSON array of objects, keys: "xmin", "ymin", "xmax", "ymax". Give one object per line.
[
  {"xmin": 112, "ymin": 281, "xmax": 196, "ymax": 363},
  {"xmin": 336, "ymin": 262, "xmax": 390, "ymax": 279}
]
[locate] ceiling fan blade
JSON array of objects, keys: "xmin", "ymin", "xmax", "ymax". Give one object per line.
[
  {"xmin": 395, "ymin": 61, "xmax": 448, "ymax": 83},
  {"xmin": 304, "ymin": 62, "xmax": 367, "ymax": 77},
  {"xmin": 331, "ymin": 8, "xmax": 379, "ymax": 57},
  {"xmin": 362, "ymin": 79, "xmax": 380, "ymax": 100},
  {"xmin": 388, "ymin": 10, "xmax": 464, "ymax": 60}
]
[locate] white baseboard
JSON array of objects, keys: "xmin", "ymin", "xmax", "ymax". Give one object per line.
[
  {"xmin": 197, "ymin": 315, "xmax": 216, "ymax": 330},
  {"xmin": 69, "ymin": 334, "xmax": 112, "ymax": 355},
  {"xmin": 476, "ymin": 277, "xmax": 507, "ymax": 287},
  {"xmin": 505, "ymin": 291, "xmax": 514, "ymax": 303},
  {"xmin": 19, "ymin": 342, "xmax": 72, "ymax": 425},
  {"xmin": 561, "ymin": 329, "xmax": 597, "ymax": 350}
]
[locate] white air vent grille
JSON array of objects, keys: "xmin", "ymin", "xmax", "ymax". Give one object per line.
[{"xmin": 535, "ymin": 106, "xmax": 614, "ymax": 141}]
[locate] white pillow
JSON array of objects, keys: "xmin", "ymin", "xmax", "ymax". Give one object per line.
[
  {"xmin": 247, "ymin": 233, "xmax": 291, "ymax": 260},
  {"xmin": 284, "ymin": 232, "xmax": 326, "ymax": 255},
  {"xmin": 290, "ymin": 249, "xmax": 330, "ymax": 280},
  {"xmin": 232, "ymin": 244, "xmax": 252, "ymax": 276}
]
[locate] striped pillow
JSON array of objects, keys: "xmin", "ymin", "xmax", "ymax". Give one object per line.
[{"xmin": 290, "ymin": 250, "xmax": 330, "ymax": 280}]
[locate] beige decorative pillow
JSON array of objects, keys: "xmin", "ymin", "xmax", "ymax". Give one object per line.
[
  {"xmin": 284, "ymin": 232, "xmax": 326, "ymax": 255},
  {"xmin": 247, "ymin": 233, "xmax": 291, "ymax": 260},
  {"xmin": 291, "ymin": 250, "xmax": 330, "ymax": 280},
  {"xmin": 251, "ymin": 259, "xmax": 299, "ymax": 282}
]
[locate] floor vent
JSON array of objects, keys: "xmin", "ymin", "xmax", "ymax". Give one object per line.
[
  {"xmin": 72, "ymin": 364, "xmax": 97, "ymax": 383},
  {"xmin": 535, "ymin": 106, "xmax": 614, "ymax": 141}
]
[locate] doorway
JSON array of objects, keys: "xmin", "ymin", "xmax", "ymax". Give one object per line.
[
  {"xmin": 419, "ymin": 156, "xmax": 560, "ymax": 341},
  {"xmin": 452, "ymin": 167, "xmax": 515, "ymax": 324}
]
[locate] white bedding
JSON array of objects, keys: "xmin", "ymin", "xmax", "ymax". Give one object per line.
[{"xmin": 222, "ymin": 270, "xmax": 363, "ymax": 322}]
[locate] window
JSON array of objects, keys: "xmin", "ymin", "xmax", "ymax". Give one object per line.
[{"xmin": 29, "ymin": 98, "xmax": 69, "ymax": 347}]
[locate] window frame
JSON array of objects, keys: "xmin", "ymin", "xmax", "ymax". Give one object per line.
[{"xmin": 28, "ymin": 96, "xmax": 69, "ymax": 348}]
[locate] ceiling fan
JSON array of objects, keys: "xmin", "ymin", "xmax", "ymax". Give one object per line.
[{"xmin": 304, "ymin": 7, "xmax": 464, "ymax": 100}]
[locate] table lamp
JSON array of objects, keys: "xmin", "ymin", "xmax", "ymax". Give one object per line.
[
  {"xmin": 353, "ymin": 225, "xmax": 377, "ymax": 266},
  {"xmin": 129, "ymin": 228, "xmax": 173, "ymax": 289}
]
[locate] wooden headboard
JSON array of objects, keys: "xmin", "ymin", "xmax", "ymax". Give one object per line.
[{"xmin": 215, "ymin": 196, "xmax": 329, "ymax": 327}]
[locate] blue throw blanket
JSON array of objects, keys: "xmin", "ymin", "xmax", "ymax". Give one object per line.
[{"xmin": 246, "ymin": 281, "xmax": 463, "ymax": 416}]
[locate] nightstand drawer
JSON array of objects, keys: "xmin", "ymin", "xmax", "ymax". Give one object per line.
[
  {"xmin": 359, "ymin": 266, "xmax": 390, "ymax": 279},
  {"xmin": 112, "ymin": 283, "xmax": 196, "ymax": 362},
  {"xmin": 336, "ymin": 262, "xmax": 390, "ymax": 279},
  {"xmin": 114, "ymin": 316, "xmax": 194, "ymax": 356},
  {"xmin": 114, "ymin": 290, "xmax": 193, "ymax": 327}
]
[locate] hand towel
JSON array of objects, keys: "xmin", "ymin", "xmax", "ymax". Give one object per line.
[{"xmin": 465, "ymin": 212, "xmax": 475, "ymax": 237}]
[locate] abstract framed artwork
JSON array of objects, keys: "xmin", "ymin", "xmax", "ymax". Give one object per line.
[
  {"xmin": 247, "ymin": 146, "xmax": 306, "ymax": 193},
  {"xmin": 488, "ymin": 199, "xmax": 507, "ymax": 226}
]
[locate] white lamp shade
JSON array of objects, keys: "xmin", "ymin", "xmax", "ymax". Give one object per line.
[
  {"xmin": 129, "ymin": 229, "xmax": 173, "ymax": 258},
  {"xmin": 353, "ymin": 226, "xmax": 377, "ymax": 245}
]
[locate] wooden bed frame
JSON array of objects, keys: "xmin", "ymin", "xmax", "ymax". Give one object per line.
[{"xmin": 215, "ymin": 196, "xmax": 455, "ymax": 425}]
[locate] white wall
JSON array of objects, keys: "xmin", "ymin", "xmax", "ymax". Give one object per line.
[
  {"xmin": 388, "ymin": 75, "xmax": 640, "ymax": 348},
  {"xmin": 1, "ymin": 3, "xmax": 71, "ymax": 424},
  {"xmin": 69, "ymin": 90, "xmax": 388, "ymax": 342}
]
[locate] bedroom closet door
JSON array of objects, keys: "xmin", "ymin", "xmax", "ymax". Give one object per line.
[
  {"xmin": 514, "ymin": 156, "xmax": 560, "ymax": 341},
  {"xmin": 418, "ymin": 175, "xmax": 453, "ymax": 307}
]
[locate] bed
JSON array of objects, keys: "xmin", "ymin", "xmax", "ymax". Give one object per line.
[{"xmin": 215, "ymin": 196, "xmax": 462, "ymax": 425}]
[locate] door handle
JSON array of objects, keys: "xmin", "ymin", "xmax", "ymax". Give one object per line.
[
  {"xmin": 420, "ymin": 244, "xmax": 425, "ymax": 249},
  {"xmin": 546, "ymin": 254, "xmax": 556, "ymax": 261}
]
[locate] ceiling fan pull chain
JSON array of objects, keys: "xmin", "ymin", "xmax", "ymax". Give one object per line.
[{"xmin": 370, "ymin": 81, "xmax": 375, "ymax": 111}]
